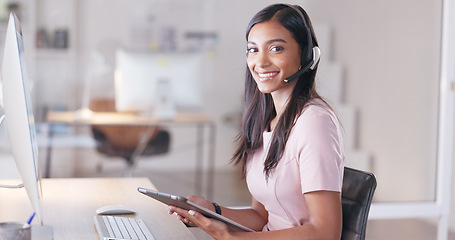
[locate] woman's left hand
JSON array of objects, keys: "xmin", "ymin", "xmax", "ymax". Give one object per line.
[{"xmin": 168, "ymin": 205, "xmax": 232, "ymax": 240}]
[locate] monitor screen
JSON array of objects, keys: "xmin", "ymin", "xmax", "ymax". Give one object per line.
[
  {"xmin": 1, "ymin": 13, "xmax": 43, "ymax": 224},
  {"xmin": 114, "ymin": 50, "xmax": 205, "ymax": 117}
]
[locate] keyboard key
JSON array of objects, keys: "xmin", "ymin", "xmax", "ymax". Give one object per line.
[
  {"xmin": 107, "ymin": 216, "xmax": 122, "ymax": 238},
  {"xmin": 137, "ymin": 219, "xmax": 155, "ymax": 240},
  {"xmin": 125, "ymin": 218, "xmax": 139, "ymax": 239},
  {"xmin": 129, "ymin": 217, "xmax": 147, "ymax": 240},
  {"xmin": 102, "ymin": 216, "xmax": 115, "ymax": 237},
  {"xmin": 115, "ymin": 216, "xmax": 130, "ymax": 238}
]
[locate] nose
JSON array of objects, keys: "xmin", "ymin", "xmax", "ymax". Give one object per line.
[
  {"xmin": 248, "ymin": 51, "xmax": 270, "ymax": 69},
  {"xmin": 256, "ymin": 51, "xmax": 270, "ymax": 68}
]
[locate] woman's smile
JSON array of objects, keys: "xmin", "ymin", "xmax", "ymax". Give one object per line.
[{"xmin": 257, "ymin": 71, "xmax": 279, "ymax": 82}]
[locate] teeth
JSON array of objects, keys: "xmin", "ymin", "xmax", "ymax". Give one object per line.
[{"xmin": 259, "ymin": 72, "xmax": 277, "ymax": 78}]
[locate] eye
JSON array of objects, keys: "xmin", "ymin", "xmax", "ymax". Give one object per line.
[
  {"xmin": 247, "ymin": 47, "xmax": 258, "ymax": 54},
  {"xmin": 270, "ymin": 46, "xmax": 284, "ymax": 52}
]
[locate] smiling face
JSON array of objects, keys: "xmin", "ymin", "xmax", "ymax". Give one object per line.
[{"xmin": 246, "ymin": 20, "xmax": 302, "ymax": 96}]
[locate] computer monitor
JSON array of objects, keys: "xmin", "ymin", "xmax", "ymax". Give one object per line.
[
  {"xmin": 114, "ymin": 49, "xmax": 205, "ymax": 118},
  {"xmin": 1, "ymin": 13, "xmax": 43, "ymax": 225}
]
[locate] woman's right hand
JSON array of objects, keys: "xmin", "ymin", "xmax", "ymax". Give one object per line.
[{"xmin": 168, "ymin": 195, "xmax": 216, "ymax": 226}]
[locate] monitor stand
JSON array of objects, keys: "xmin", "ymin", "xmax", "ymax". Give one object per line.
[
  {"xmin": 32, "ymin": 224, "xmax": 54, "ymax": 240},
  {"xmin": 153, "ymin": 78, "xmax": 176, "ymax": 120}
]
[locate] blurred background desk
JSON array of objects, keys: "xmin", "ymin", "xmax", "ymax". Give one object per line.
[
  {"xmin": 47, "ymin": 111, "xmax": 212, "ymax": 126},
  {"xmin": 46, "ymin": 111, "xmax": 216, "ymax": 199}
]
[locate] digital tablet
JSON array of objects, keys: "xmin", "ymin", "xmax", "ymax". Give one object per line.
[{"xmin": 137, "ymin": 187, "xmax": 254, "ymax": 232}]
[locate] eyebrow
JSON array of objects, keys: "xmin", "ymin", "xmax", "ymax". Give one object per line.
[{"xmin": 247, "ymin": 39, "xmax": 288, "ymax": 45}]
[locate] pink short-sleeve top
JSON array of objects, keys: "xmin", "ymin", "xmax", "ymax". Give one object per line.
[{"xmin": 245, "ymin": 100, "xmax": 345, "ymax": 231}]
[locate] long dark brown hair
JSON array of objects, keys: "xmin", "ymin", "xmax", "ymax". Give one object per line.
[{"xmin": 232, "ymin": 4, "xmax": 327, "ymax": 178}]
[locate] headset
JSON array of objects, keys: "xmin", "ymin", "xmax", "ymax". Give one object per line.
[{"xmin": 282, "ymin": 4, "xmax": 321, "ymax": 83}]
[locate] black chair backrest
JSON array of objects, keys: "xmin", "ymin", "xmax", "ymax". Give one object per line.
[{"xmin": 341, "ymin": 167, "xmax": 377, "ymax": 240}]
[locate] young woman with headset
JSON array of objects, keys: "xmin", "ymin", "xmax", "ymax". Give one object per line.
[{"xmin": 169, "ymin": 4, "xmax": 345, "ymax": 239}]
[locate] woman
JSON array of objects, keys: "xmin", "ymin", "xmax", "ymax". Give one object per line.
[{"xmin": 169, "ymin": 3, "xmax": 344, "ymax": 239}]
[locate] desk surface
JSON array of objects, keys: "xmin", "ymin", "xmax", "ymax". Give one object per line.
[
  {"xmin": 0, "ymin": 178, "xmax": 196, "ymax": 240},
  {"xmin": 47, "ymin": 111, "xmax": 212, "ymax": 126}
]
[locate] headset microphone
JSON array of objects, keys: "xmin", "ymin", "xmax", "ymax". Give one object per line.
[
  {"xmin": 284, "ymin": 46, "xmax": 321, "ymax": 83},
  {"xmin": 283, "ymin": 65, "xmax": 308, "ymax": 83}
]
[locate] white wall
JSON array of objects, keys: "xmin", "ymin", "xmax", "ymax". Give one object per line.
[{"xmin": 306, "ymin": 1, "xmax": 442, "ymax": 202}]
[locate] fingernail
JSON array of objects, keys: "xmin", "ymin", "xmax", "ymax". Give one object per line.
[{"xmin": 188, "ymin": 210, "xmax": 195, "ymax": 216}]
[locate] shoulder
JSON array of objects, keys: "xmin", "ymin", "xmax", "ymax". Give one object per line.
[
  {"xmin": 295, "ymin": 99, "xmax": 338, "ymax": 132},
  {"xmin": 289, "ymin": 99, "xmax": 343, "ymax": 150}
]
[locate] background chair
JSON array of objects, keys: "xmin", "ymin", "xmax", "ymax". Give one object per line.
[
  {"xmin": 341, "ymin": 167, "xmax": 377, "ymax": 240},
  {"xmin": 90, "ymin": 99, "xmax": 171, "ymax": 176}
]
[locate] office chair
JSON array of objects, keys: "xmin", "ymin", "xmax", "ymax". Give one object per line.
[
  {"xmin": 90, "ymin": 99, "xmax": 170, "ymax": 176},
  {"xmin": 341, "ymin": 167, "xmax": 377, "ymax": 240}
]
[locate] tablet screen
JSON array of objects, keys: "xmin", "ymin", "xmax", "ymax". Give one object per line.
[{"xmin": 137, "ymin": 187, "xmax": 254, "ymax": 232}]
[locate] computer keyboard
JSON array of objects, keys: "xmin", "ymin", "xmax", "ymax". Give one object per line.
[{"xmin": 94, "ymin": 215, "xmax": 155, "ymax": 240}]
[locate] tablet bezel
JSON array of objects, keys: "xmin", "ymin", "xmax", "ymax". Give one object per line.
[{"xmin": 137, "ymin": 187, "xmax": 255, "ymax": 232}]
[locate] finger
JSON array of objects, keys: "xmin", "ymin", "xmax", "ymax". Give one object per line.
[
  {"xmin": 183, "ymin": 218, "xmax": 196, "ymax": 227},
  {"xmin": 168, "ymin": 205, "xmax": 177, "ymax": 215},
  {"xmin": 168, "ymin": 206, "xmax": 197, "ymax": 226},
  {"xmin": 177, "ymin": 208, "xmax": 232, "ymax": 239},
  {"xmin": 186, "ymin": 210, "xmax": 230, "ymax": 236},
  {"xmin": 169, "ymin": 206, "xmax": 191, "ymax": 218},
  {"xmin": 168, "ymin": 206, "xmax": 185, "ymax": 216},
  {"xmin": 186, "ymin": 209, "xmax": 211, "ymax": 227},
  {"xmin": 171, "ymin": 207, "xmax": 202, "ymax": 225},
  {"xmin": 168, "ymin": 205, "xmax": 183, "ymax": 216}
]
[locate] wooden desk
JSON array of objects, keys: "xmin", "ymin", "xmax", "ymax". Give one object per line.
[
  {"xmin": 0, "ymin": 178, "xmax": 196, "ymax": 239},
  {"xmin": 46, "ymin": 111, "xmax": 213, "ymax": 126},
  {"xmin": 46, "ymin": 111, "xmax": 216, "ymax": 199}
]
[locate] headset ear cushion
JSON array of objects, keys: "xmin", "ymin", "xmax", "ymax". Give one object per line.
[{"xmin": 310, "ymin": 46, "xmax": 321, "ymax": 70}]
